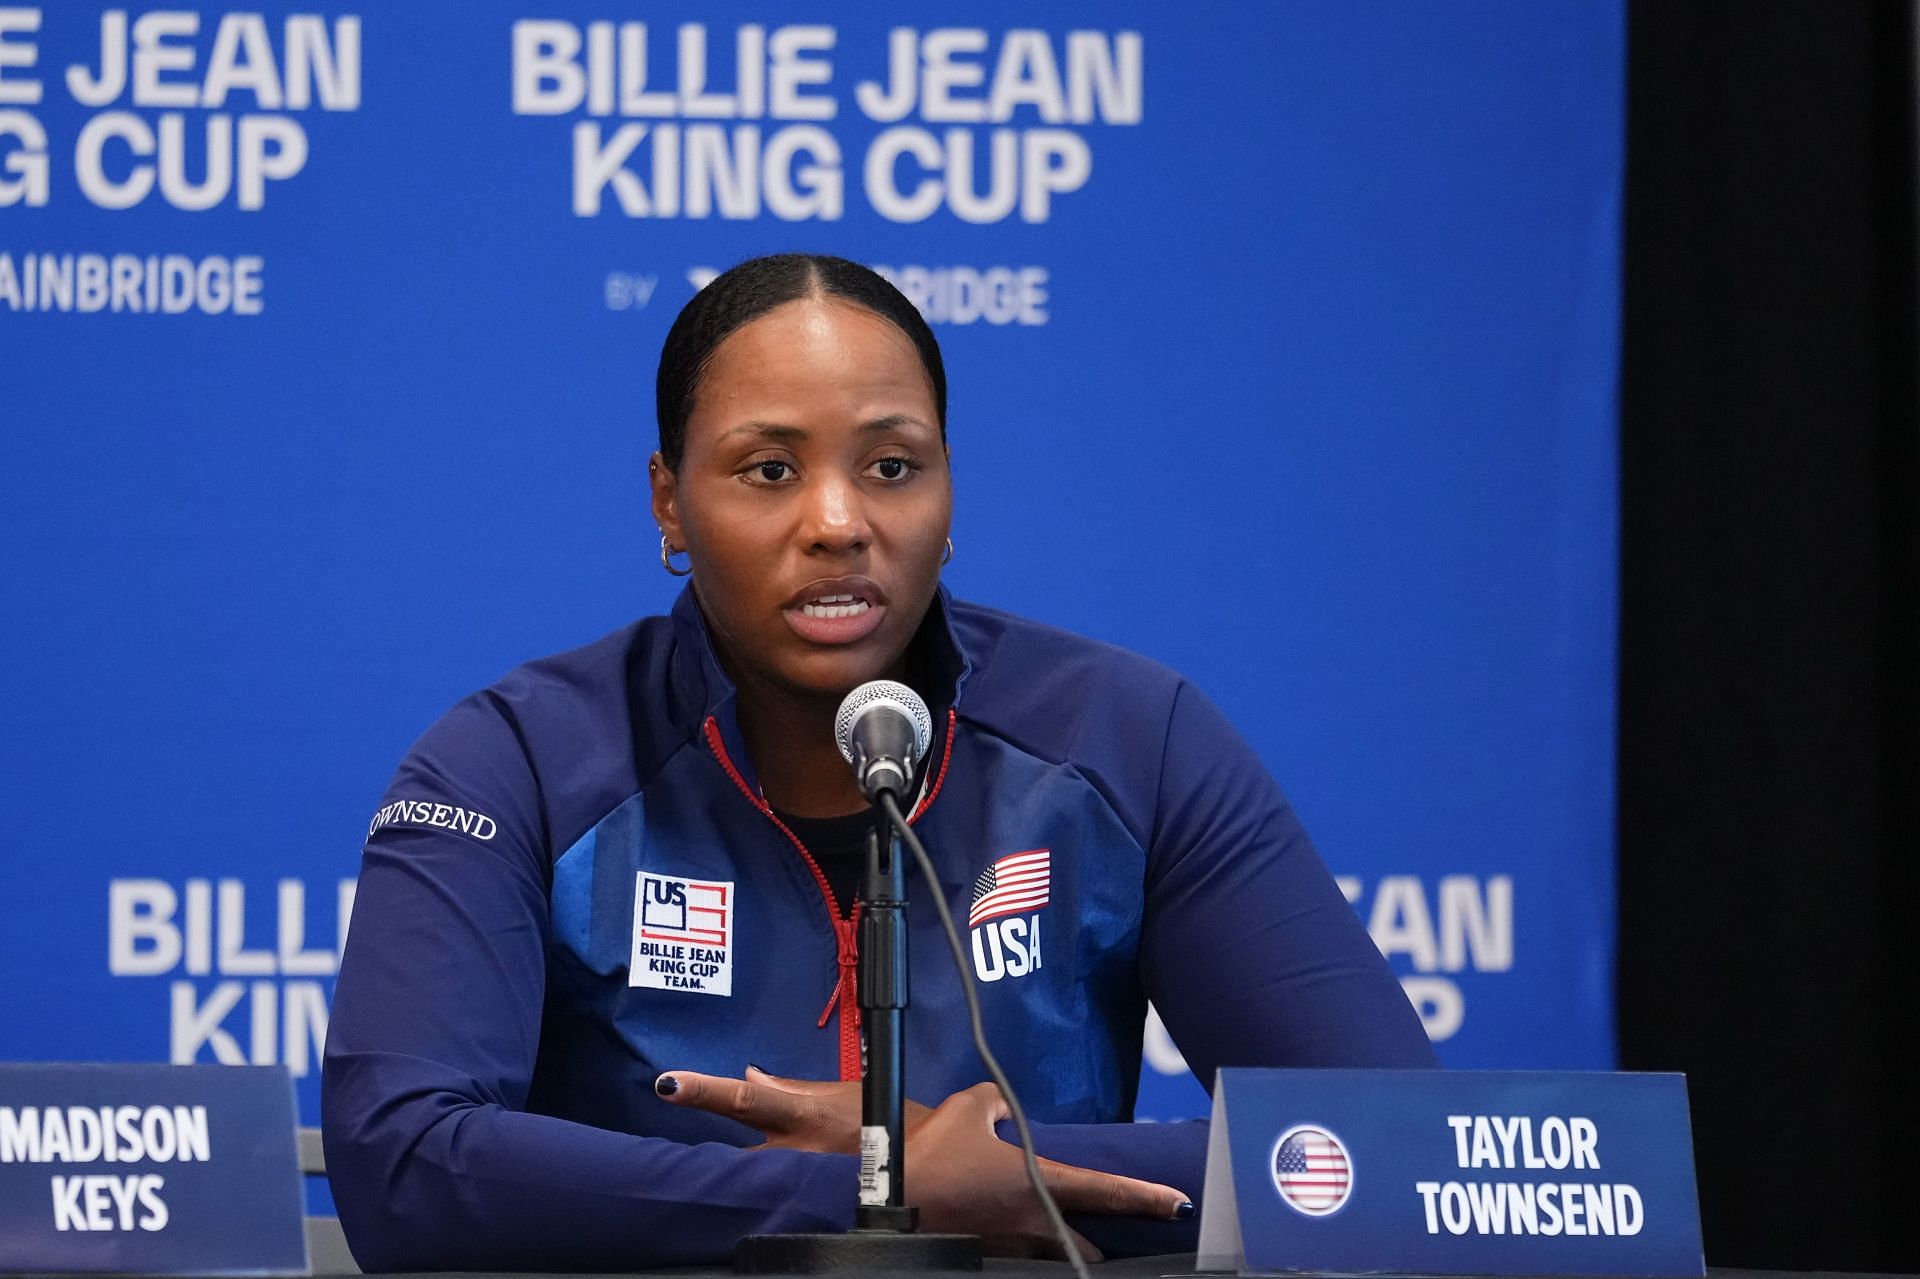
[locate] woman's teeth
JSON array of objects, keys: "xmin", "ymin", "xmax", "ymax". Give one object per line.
[{"xmin": 800, "ymin": 594, "xmax": 870, "ymax": 619}]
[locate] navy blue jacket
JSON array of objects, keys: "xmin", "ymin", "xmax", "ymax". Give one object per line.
[{"xmin": 322, "ymin": 588, "xmax": 1435, "ymax": 1270}]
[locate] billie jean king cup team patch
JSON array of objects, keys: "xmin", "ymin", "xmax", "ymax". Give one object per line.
[{"xmin": 630, "ymin": 873, "xmax": 733, "ymax": 996}]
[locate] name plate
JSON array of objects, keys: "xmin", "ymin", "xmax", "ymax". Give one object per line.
[
  {"xmin": 1197, "ymin": 1068, "xmax": 1704, "ymax": 1276},
  {"xmin": 0, "ymin": 1063, "xmax": 308, "ymax": 1275}
]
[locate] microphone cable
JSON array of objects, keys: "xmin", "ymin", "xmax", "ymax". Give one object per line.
[{"xmin": 876, "ymin": 790, "xmax": 1093, "ymax": 1279}]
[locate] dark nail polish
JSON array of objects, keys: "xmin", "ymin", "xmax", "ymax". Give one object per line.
[
  {"xmin": 654, "ymin": 1074, "xmax": 678, "ymax": 1097},
  {"xmin": 1174, "ymin": 1201, "xmax": 1195, "ymax": 1220},
  {"xmin": 746, "ymin": 1062, "xmax": 767, "ymax": 1075}
]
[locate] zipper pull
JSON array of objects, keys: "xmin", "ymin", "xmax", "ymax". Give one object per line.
[
  {"xmin": 818, "ymin": 917, "xmax": 860, "ymax": 1028},
  {"xmin": 817, "ymin": 984, "xmax": 838, "ymax": 1029}
]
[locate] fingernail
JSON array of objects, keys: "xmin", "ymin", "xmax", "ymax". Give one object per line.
[
  {"xmin": 746, "ymin": 1062, "xmax": 767, "ymax": 1075},
  {"xmin": 1174, "ymin": 1201, "xmax": 1195, "ymax": 1220},
  {"xmin": 654, "ymin": 1074, "xmax": 678, "ymax": 1097}
]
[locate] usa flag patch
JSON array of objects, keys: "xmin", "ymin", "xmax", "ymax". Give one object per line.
[{"xmin": 968, "ymin": 849, "xmax": 1050, "ymax": 927}]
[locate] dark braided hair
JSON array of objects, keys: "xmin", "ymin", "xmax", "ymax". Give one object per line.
[{"xmin": 654, "ymin": 254, "xmax": 947, "ymax": 471}]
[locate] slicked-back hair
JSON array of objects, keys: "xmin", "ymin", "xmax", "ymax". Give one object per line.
[{"xmin": 654, "ymin": 254, "xmax": 947, "ymax": 471}]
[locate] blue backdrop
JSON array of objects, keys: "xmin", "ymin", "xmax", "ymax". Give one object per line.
[{"xmin": 0, "ymin": 1, "xmax": 1623, "ymax": 1131}]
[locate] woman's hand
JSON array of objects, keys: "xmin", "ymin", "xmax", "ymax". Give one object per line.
[
  {"xmin": 654, "ymin": 1065, "xmax": 930, "ymax": 1154},
  {"xmin": 902, "ymin": 1081, "xmax": 1188, "ymax": 1260},
  {"xmin": 657, "ymin": 1071, "xmax": 1191, "ymax": 1260}
]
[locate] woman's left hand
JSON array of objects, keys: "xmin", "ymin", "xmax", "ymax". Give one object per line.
[{"xmin": 654, "ymin": 1065, "xmax": 932, "ymax": 1154}]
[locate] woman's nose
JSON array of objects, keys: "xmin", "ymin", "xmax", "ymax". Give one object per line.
[{"xmin": 803, "ymin": 475, "xmax": 871, "ymax": 552}]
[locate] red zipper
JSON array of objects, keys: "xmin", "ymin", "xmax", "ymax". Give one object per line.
[
  {"xmin": 910, "ymin": 708, "xmax": 957, "ymax": 822},
  {"xmin": 702, "ymin": 709, "xmax": 958, "ymax": 1081}
]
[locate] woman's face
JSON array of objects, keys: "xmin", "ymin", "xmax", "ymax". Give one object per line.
[{"xmin": 651, "ymin": 296, "xmax": 952, "ymax": 702}]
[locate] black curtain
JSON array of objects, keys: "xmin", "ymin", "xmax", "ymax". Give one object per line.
[{"xmin": 1619, "ymin": 1, "xmax": 1919, "ymax": 1271}]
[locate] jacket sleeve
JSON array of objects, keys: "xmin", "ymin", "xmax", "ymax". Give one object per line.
[
  {"xmin": 1009, "ymin": 677, "xmax": 1437, "ymax": 1255},
  {"xmin": 322, "ymin": 694, "xmax": 856, "ymax": 1272}
]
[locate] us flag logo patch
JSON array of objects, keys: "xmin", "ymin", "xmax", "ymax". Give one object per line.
[
  {"xmin": 1271, "ymin": 1124, "xmax": 1353, "ymax": 1216},
  {"xmin": 968, "ymin": 849, "xmax": 1050, "ymax": 927},
  {"xmin": 630, "ymin": 872, "xmax": 733, "ymax": 997}
]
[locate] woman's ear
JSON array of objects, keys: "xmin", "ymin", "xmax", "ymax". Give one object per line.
[{"xmin": 649, "ymin": 452, "xmax": 682, "ymax": 548}]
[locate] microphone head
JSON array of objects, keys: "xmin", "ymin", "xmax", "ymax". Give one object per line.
[{"xmin": 834, "ymin": 680, "xmax": 933, "ymax": 765}]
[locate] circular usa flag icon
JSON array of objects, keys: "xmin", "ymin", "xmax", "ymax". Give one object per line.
[{"xmin": 1270, "ymin": 1124, "xmax": 1353, "ymax": 1216}]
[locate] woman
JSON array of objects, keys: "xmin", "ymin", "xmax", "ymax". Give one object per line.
[{"xmin": 322, "ymin": 254, "xmax": 1435, "ymax": 1271}]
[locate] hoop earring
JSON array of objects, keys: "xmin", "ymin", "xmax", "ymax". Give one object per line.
[
  {"xmin": 660, "ymin": 534, "xmax": 692, "ymax": 577},
  {"xmin": 942, "ymin": 538, "xmax": 954, "ymax": 565}
]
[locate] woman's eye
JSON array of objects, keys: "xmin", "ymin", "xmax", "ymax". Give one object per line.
[
  {"xmin": 752, "ymin": 460, "xmax": 793, "ymax": 482},
  {"xmin": 872, "ymin": 456, "xmax": 913, "ymax": 480}
]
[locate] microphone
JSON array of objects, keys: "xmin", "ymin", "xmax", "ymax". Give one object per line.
[
  {"xmin": 736, "ymin": 677, "xmax": 988, "ymax": 1270},
  {"xmin": 834, "ymin": 680, "xmax": 933, "ymax": 802}
]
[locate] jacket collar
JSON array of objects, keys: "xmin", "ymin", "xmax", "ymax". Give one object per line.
[{"xmin": 667, "ymin": 582, "xmax": 972, "ymax": 796}]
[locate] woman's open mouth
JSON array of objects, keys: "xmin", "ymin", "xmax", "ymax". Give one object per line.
[
  {"xmin": 800, "ymin": 593, "xmax": 870, "ymax": 620},
  {"xmin": 784, "ymin": 582, "xmax": 888, "ymax": 645}
]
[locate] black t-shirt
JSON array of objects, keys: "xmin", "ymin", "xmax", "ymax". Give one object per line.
[{"xmin": 770, "ymin": 807, "xmax": 878, "ymax": 918}]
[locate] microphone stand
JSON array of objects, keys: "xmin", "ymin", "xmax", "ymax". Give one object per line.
[
  {"xmin": 856, "ymin": 803, "xmax": 917, "ymax": 1233},
  {"xmin": 732, "ymin": 797, "xmax": 983, "ymax": 1273}
]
